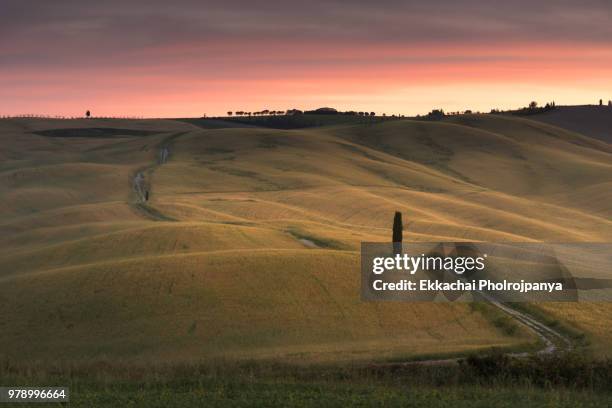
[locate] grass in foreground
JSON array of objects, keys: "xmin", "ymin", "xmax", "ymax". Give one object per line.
[
  {"xmin": 2, "ymin": 354, "xmax": 611, "ymax": 407},
  {"xmin": 44, "ymin": 383, "xmax": 612, "ymax": 407}
]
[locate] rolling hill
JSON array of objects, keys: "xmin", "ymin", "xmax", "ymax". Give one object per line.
[
  {"xmin": 1, "ymin": 112, "xmax": 610, "ymax": 363},
  {"xmin": 527, "ymin": 105, "xmax": 612, "ymax": 144}
]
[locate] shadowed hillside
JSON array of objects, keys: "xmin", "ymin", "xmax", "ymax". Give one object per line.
[
  {"xmin": 526, "ymin": 105, "xmax": 612, "ymax": 144},
  {"xmin": 182, "ymin": 114, "xmax": 391, "ymax": 130}
]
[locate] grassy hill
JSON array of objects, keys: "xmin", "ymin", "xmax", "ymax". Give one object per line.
[
  {"xmin": 1, "ymin": 114, "xmax": 611, "ymax": 363},
  {"xmin": 526, "ymin": 105, "xmax": 612, "ymax": 144}
]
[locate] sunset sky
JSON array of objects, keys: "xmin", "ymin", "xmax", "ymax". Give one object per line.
[{"xmin": 2, "ymin": 0, "xmax": 611, "ymax": 117}]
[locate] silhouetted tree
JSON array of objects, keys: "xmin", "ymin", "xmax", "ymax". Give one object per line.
[
  {"xmin": 427, "ymin": 109, "xmax": 445, "ymax": 119},
  {"xmin": 86, "ymin": 110, "xmax": 91, "ymax": 118},
  {"xmin": 370, "ymin": 112, "xmax": 375, "ymax": 116},
  {"xmin": 529, "ymin": 101, "xmax": 538, "ymax": 109},
  {"xmin": 392, "ymin": 211, "xmax": 403, "ymax": 255},
  {"xmin": 227, "ymin": 111, "xmax": 233, "ymax": 116},
  {"xmin": 609, "ymin": 100, "xmax": 612, "ymax": 107},
  {"xmin": 600, "ymin": 99, "xmax": 603, "ymax": 106}
]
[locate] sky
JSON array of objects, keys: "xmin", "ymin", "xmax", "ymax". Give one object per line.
[{"xmin": 1, "ymin": 0, "xmax": 611, "ymax": 117}]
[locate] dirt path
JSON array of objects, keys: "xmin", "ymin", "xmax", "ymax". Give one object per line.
[
  {"xmin": 130, "ymin": 167, "xmax": 173, "ymax": 221},
  {"xmin": 159, "ymin": 146, "xmax": 169, "ymax": 164},
  {"xmin": 129, "ymin": 132, "xmax": 187, "ymax": 221},
  {"xmin": 486, "ymin": 296, "xmax": 572, "ymax": 356},
  {"xmin": 379, "ymin": 297, "xmax": 573, "ymax": 368},
  {"xmin": 132, "ymin": 171, "xmax": 147, "ymax": 202}
]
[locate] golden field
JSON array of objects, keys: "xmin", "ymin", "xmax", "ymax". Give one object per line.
[{"xmin": 1, "ymin": 112, "xmax": 610, "ymax": 362}]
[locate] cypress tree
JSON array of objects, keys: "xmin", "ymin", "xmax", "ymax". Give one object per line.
[{"xmin": 393, "ymin": 211, "xmax": 403, "ymax": 255}]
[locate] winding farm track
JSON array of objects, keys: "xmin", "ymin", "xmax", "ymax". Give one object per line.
[
  {"xmin": 129, "ymin": 131, "xmax": 187, "ymax": 220},
  {"xmin": 379, "ymin": 297, "xmax": 573, "ymax": 368},
  {"xmin": 487, "ymin": 297, "xmax": 572, "ymax": 356}
]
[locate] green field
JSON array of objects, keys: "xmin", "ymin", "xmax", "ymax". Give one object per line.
[
  {"xmin": 1, "ymin": 112, "xmax": 611, "ymax": 366},
  {"xmin": 2, "ymin": 355, "xmax": 611, "ymax": 407}
]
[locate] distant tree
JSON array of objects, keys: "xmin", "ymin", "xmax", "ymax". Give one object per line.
[
  {"xmin": 227, "ymin": 111, "xmax": 233, "ymax": 116},
  {"xmin": 529, "ymin": 101, "xmax": 538, "ymax": 109},
  {"xmin": 609, "ymin": 100, "xmax": 612, "ymax": 107},
  {"xmin": 464, "ymin": 110, "xmax": 472, "ymax": 114},
  {"xmin": 370, "ymin": 112, "xmax": 375, "ymax": 116},
  {"xmin": 358, "ymin": 111, "xmax": 364, "ymax": 116},
  {"xmin": 86, "ymin": 110, "xmax": 91, "ymax": 118},
  {"xmin": 392, "ymin": 211, "xmax": 403, "ymax": 255},
  {"xmin": 600, "ymin": 99, "xmax": 603, "ymax": 106},
  {"xmin": 427, "ymin": 109, "xmax": 445, "ymax": 119}
]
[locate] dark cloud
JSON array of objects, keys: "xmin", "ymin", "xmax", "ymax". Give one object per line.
[{"xmin": 1, "ymin": 0, "xmax": 611, "ymax": 69}]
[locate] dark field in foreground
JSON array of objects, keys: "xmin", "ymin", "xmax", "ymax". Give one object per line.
[
  {"xmin": 28, "ymin": 383, "xmax": 612, "ymax": 407},
  {"xmin": 2, "ymin": 354, "xmax": 611, "ymax": 407}
]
